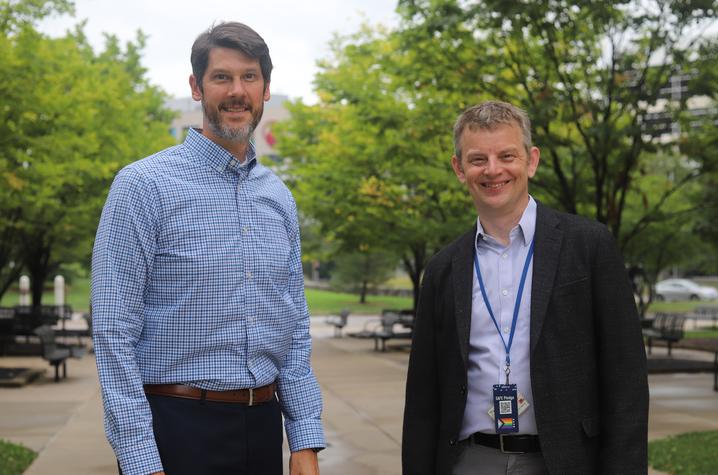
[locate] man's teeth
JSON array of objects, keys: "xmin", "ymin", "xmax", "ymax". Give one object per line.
[{"xmin": 482, "ymin": 181, "xmax": 509, "ymax": 188}]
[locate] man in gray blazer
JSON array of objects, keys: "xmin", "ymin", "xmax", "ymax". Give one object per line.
[{"xmin": 402, "ymin": 101, "xmax": 648, "ymax": 474}]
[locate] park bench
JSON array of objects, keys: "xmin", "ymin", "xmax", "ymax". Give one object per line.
[
  {"xmin": 349, "ymin": 309, "xmax": 414, "ymax": 352},
  {"xmin": 325, "ymin": 309, "xmax": 350, "ymax": 337},
  {"xmin": 12, "ymin": 305, "xmax": 72, "ymax": 339},
  {"xmin": 34, "ymin": 325, "xmax": 71, "ymax": 382},
  {"xmin": 0, "ymin": 307, "xmax": 14, "ymax": 355},
  {"xmin": 643, "ymin": 312, "xmax": 685, "ymax": 357},
  {"xmin": 691, "ymin": 306, "xmax": 718, "ymax": 330}
]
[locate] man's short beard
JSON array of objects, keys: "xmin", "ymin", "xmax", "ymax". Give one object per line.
[
  {"xmin": 208, "ymin": 119, "xmax": 255, "ymax": 143},
  {"xmin": 202, "ymin": 98, "xmax": 261, "ymax": 143}
]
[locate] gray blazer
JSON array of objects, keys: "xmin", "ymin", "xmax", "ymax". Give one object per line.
[{"xmin": 402, "ymin": 202, "xmax": 648, "ymax": 474}]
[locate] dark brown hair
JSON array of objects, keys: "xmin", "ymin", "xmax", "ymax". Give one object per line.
[{"xmin": 191, "ymin": 22, "xmax": 273, "ymax": 91}]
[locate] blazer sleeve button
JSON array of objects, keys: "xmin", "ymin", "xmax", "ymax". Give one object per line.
[
  {"xmin": 449, "ymin": 439, "xmax": 456, "ymax": 446},
  {"xmin": 460, "ymin": 385, "xmax": 467, "ymax": 395}
]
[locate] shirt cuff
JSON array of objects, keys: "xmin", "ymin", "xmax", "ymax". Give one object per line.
[
  {"xmin": 285, "ymin": 417, "xmax": 326, "ymax": 453},
  {"xmin": 115, "ymin": 443, "xmax": 164, "ymax": 475}
]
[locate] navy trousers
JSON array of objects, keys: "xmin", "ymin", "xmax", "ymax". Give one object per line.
[{"xmin": 119, "ymin": 393, "xmax": 283, "ymax": 475}]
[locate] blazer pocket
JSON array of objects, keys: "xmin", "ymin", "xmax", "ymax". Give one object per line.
[
  {"xmin": 581, "ymin": 416, "xmax": 600, "ymax": 438},
  {"xmin": 553, "ymin": 276, "xmax": 589, "ymax": 296}
]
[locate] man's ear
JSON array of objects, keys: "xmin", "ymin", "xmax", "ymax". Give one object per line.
[
  {"xmin": 527, "ymin": 146, "xmax": 540, "ymax": 178},
  {"xmin": 190, "ymin": 74, "xmax": 202, "ymax": 101},
  {"xmin": 451, "ymin": 155, "xmax": 466, "ymax": 183},
  {"xmin": 263, "ymin": 81, "xmax": 271, "ymax": 102}
]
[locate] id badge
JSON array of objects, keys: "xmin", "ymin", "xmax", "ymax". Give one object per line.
[{"xmin": 492, "ymin": 384, "xmax": 519, "ymax": 434}]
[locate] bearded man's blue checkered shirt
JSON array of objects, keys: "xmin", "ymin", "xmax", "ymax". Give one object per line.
[{"xmin": 92, "ymin": 128, "xmax": 324, "ymax": 475}]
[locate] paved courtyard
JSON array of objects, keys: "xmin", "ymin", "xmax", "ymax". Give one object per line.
[{"xmin": 0, "ymin": 315, "xmax": 717, "ymax": 474}]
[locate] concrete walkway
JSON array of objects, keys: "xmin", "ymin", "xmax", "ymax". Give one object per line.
[{"xmin": 0, "ymin": 316, "xmax": 717, "ymax": 474}]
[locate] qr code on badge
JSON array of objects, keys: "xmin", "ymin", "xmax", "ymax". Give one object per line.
[{"xmin": 499, "ymin": 400, "xmax": 512, "ymax": 415}]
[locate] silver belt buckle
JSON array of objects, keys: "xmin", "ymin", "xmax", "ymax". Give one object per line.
[
  {"xmin": 248, "ymin": 388, "xmax": 254, "ymax": 406},
  {"xmin": 499, "ymin": 434, "xmax": 523, "ymax": 454}
]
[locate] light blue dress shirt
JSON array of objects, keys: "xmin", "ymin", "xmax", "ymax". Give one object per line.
[
  {"xmin": 460, "ymin": 197, "xmax": 538, "ymax": 439},
  {"xmin": 92, "ymin": 128, "xmax": 324, "ymax": 475}
]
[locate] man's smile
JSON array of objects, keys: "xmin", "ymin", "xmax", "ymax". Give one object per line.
[{"xmin": 481, "ymin": 180, "xmax": 511, "ymax": 189}]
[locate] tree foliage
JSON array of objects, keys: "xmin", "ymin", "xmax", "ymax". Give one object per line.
[
  {"xmin": 275, "ymin": 28, "xmax": 473, "ymax": 311},
  {"xmin": 0, "ymin": 0, "xmax": 175, "ymax": 304},
  {"xmin": 278, "ymin": 1, "xmax": 718, "ymax": 312},
  {"xmin": 330, "ymin": 250, "xmax": 397, "ymax": 304},
  {"xmin": 397, "ymin": 0, "xmax": 718, "ymax": 244}
]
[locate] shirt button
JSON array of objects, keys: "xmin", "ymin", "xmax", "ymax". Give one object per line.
[
  {"xmin": 501, "ymin": 289, "xmax": 508, "ymax": 296},
  {"xmin": 246, "ymin": 271, "xmax": 253, "ymax": 280},
  {"xmin": 242, "ymin": 226, "xmax": 250, "ymax": 235},
  {"xmin": 502, "ymin": 253, "xmax": 508, "ymax": 259},
  {"xmin": 503, "ymin": 327, "xmax": 510, "ymax": 334},
  {"xmin": 247, "ymin": 316, "xmax": 254, "ymax": 324}
]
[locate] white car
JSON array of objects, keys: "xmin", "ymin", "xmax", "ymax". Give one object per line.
[{"xmin": 654, "ymin": 278, "xmax": 718, "ymax": 301}]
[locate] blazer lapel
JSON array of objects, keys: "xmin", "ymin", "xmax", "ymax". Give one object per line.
[
  {"xmin": 530, "ymin": 203, "xmax": 563, "ymax": 356},
  {"xmin": 452, "ymin": 227, "xmax": 476, "ymax": 368}
]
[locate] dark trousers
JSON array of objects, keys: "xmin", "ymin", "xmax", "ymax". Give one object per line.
[{"xmin": 119, "ymin": 394, "xmax": 283, "ymax": 475}]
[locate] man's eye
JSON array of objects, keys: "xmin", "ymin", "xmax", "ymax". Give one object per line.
[
  {"xmin": 500, "ymin": 154, "xmax": 516, "ymax": 161},
  {"xmin": 244, "ymin": 73, "xmax": 258, "ymax": 81},
  {"xmin": 214, "ymin": 74, "xmax": 229, "ymax": 80}
]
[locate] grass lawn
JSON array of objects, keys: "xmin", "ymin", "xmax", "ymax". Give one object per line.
[
  {"xmin": 0, "ymin": 439, "xmax": 36, "ymax": 475},
  {"xmin": 647, "ymin": 301, "xmax": 713, "ymax": 313},
  {"xmin": 685, "ymin": 329, "xmax": 718, "ymax": 339},
  {"xmin": 305, "ymin": 288, "xmax": 412, "ymax": 315},
  {"xmin": 0, "ymin": 277, "xmax": 91, "ymax": 312},
  {"xmin": 649, "ymin": 430, "xmax": 718, "ymax": 474},
  {"xmin": 0, "ymin": 278, "xmax": 412, "ymax": 316}
]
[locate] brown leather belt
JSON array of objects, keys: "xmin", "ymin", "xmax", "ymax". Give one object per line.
[
  {"xmin": 144, "ymin": 382, "xmax": 276, "ymax": 406},
  {"xmin": 471, "ymin": 432, "xmax": 541, "ymax": 454}
]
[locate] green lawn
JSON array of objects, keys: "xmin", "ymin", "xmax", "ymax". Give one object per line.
[
  {"xmin": 0, "ymin": 439, "xmax": 36, "ymax": 475},
  {"xmin": 649, "ymin": 431, "xmax": 718, "ymax": 474},
  {"xmin": 0, "ymin": 277, "xmax": 91, "ymax": 312},
  {"xmin": 648, "ymin": 301, "xmax": 714, "ymax": 313},
  {"xmin": 305, "ymin": 288, "xmax": 412, "ymax": 315},
  {"xmin": 0, "ymin": 278, "xmax": 411, "ymax": 316},
  {"xmin": 685, "ymin": 329, "xmax": 718, "ymax": 339}
]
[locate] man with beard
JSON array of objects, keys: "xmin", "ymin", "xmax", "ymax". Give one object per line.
[{"xmin": 92, "ymin": 22, "xmax": 324, "ymax": 475}]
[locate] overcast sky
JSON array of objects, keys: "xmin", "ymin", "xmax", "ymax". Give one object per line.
[{"xmin": 39, "ymin": 0, "xmax": 400, "ymax": 103}]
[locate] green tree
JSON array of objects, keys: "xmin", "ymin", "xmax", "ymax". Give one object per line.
[
  {"xmin": 330, "ymin": 248, "xmax": 397, "ymax": 304},
  {"xmin": 275, "ymin": 28, "xmax": 473, "ymax": 311},
  {"xmin": 397, "ymin": 0, "xmax": 717, "ymax": 245},
  {"xmin": 280, "ymin": 1, "xmax": 718, "ymax": 313},
  {"xmin": 0, "ymin": 2, "xmax": 175, "ymax": 305}
]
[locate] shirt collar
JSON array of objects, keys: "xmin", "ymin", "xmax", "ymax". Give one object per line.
[
  {"xmin": 183, "ymin": 128, "xmax": 257, "ymax": 174},
  {"xmin": 475, "ymin": 196, "xmax": 537, "ymax": 248}
]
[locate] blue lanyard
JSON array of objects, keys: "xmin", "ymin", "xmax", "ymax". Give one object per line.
[{"xmin": 473, "ymin": 238, "xmax": 535, "ymax": 383}]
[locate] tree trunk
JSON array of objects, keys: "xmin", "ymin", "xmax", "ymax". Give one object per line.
[{"xmin": 403, "ymin": 244, "xmax": 427, "ymax": 313}]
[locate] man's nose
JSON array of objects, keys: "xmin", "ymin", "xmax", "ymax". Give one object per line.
[
  {"xmin": 228, "ymin": 78, "xmax": 248, "ymax": 97},
  {"xmin": 483, "ymin": 156, "xmax": 500, "ymax": 174}
]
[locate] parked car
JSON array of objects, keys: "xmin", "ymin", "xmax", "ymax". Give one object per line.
[{"xmin": 654, "ymin": 278, "xmax": 718, "ymax": 301}]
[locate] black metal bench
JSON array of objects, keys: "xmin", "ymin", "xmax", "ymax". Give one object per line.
[
  {"xmin": 371, "ymin": 309, "xmax": 414, "ymax": 352},
  {"xmin": 348, "ymin": 309, "xmax": 414, "ymax": 351},
  {"xmin": 643, "ymin": 313, "xmax": 685, "ymax": 356},
  {"xmin": 34, "ymin": 325, "xmax": 71, "ymax": 382},
  {"xmin": 13, "ymin": 305, "xmax": 72, "ymax": 339},
  {"xmin": 325, "ymin": 309, "xmax": 350, "ymax": 337},
  {"xmin": 692, "ymin": 306, "xmax": 718, "ymax": 330}
]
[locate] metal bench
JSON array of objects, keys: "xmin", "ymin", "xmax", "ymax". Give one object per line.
[
  {"xmin": 34, "ymin": 325, "xmax": 71, "ymax": 382},
  {"xmin": 348, "ymin": 309, "xmax": 414, "ymax": 351},
  {"xmin": 326, "ymin": 309, "xmax": 350, "ymax": 337},
  {"xmin": 643, "ymin": 313, "xmax": 685, "ymax": 356}
]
